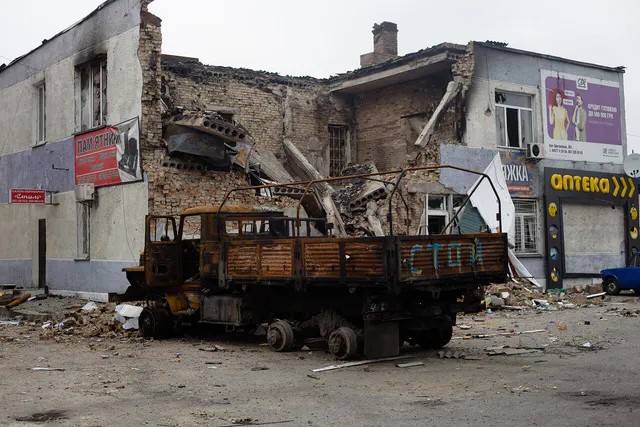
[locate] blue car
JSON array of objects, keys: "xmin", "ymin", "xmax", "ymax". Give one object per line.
[{"xmin": 601, "ymin": 254, "xmax": 640, "ymax": 295}]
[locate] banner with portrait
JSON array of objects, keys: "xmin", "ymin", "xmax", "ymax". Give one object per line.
[{"xmin": 540, "ymin": 70, "xmax": 623, "ymax": 164}]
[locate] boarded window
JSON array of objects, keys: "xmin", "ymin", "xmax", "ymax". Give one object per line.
[
  {"xmin": 513, "ymin": 199, "xmax": 538, "ymax": 254},
  {"xmin": 328, "ymin": 125, "xmax": 348, "ymax": 177},
  {"xmin": 79, "ymin": 58, "xmax": 107, "ymax": 132}
]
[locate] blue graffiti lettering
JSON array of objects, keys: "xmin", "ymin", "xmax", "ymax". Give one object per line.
[
  {"xmin": 448, "ymin": 243, "xmax": 462, "ymax": 267},
  {"xmin": 410, "ymin": 245, "xmax": 423, "ymax": 274},
  {"xmin": 471, "ymin": 238, "xmax": 483, "ymax": 265},
  {"xmin": 426, "ymin": 244, "xmax": 443, "ymax": 270}
]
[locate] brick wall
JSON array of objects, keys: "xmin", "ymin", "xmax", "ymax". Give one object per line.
[{"xmin": 352, "ymin": 74, "xmax": 458, "ymax": 170}]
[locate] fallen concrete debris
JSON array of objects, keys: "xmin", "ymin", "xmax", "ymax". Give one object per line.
[
  {"xmin": 283, "ymin": 139, "xmax": 346, "ymax": 236},
  {"xmin": 437, "ymin": 350, "xmax": 466, "ymax": 359},
  {"xmin": 0, "ymin": 319, "xmax": 20, "ymax": 326},
  {"xmin": 164, "ymin": 111, "xmax": 255, "ymax": 170},
  {"xmin": 312, "ymin": 355, "xmax": 413, "ymax": 373},
  {"xmin": 113, "ymin": 304, "xmax": 143, "ymax": 330}
]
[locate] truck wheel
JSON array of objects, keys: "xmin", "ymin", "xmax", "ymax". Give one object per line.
[
  {"xmin": 430, "ymin": 322, "xmax": 453, "ymax": 348},
  {"xmin": 604, "ymin": 279, "xmax": 621, "ymax": 295},
  {"xmin": 267, "ymin": 320, "xmax": 295, "ymax": 352},
  {"xmin": 417, "ymin": 320, "xmax": 453, "ymax": 349},
  {"xmin": 633, "ymin": 289, "xmax": 640, "ymax": 296},
  {"xmin": 328, "ymin": 327, "xmax": 358, "ymax": 360},
  {"xmin": 139, "ymin": 307, "xmax": 170, "ymax": 339}
]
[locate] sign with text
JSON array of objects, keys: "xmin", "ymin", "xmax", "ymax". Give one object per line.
[
  {"xmin": 541, "ymin": 70, "xmax": 623, "ymax": 164},
  {"xmin": 500, "ymin": 150, "xmax": 533, "ymax": 195},
  {"xmin": 10, "ymin": 189, "xmax": 46, "ymax": 204},
  {"xmin": 74, "ymin": 117, "xmax": 142, "ymax": 188}
]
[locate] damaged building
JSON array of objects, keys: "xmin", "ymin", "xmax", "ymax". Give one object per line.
[{"xmin": 0, "ymin": 0, "xmax": 632, "ymax": 294}]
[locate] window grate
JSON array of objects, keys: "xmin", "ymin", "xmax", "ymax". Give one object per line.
[
  {"xmin": 513, "ymin": 199, "xmax": 538, "ymax": 254},
  {"xmin": 328, "ymin": 125, "xmax": 347, "ymax": 176}
]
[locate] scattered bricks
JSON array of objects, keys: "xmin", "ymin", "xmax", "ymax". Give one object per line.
[{"xmin": 586, "ymin": 283, "xmax": 603, "ymax": 294}]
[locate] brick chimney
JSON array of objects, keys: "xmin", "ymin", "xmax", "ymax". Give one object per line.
[{"xmin": 360, "ymin": 22, "xmax": 398, "ymax": 68}]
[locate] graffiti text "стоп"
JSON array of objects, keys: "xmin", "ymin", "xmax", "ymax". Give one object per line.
[{"xmin": 409, "ymin": 238, "xmax": 483, "ymax": 275}]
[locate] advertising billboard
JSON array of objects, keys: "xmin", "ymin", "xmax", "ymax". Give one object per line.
[
  {"xmin": 74, "ymin": 117, "xmax": 142, "ymax": 188},
  {"xmin": 540, "ymin": 70, "xmax": 623, "ymax": 164}
]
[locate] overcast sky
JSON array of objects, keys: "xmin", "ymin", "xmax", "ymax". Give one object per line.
[{"xmin": 2, "ymin": 0, "xmax": 639, "ymax": 151}]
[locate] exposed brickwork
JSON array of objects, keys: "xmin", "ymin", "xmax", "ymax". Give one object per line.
[
  {"xmin": 137, "ymin": 18, "xmax": 467, "ymax": 217},
  {"xmin": 352, "ymin": 74, "xmax": 457, "ymax": 170}
]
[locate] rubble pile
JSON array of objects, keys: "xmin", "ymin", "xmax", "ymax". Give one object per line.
[
  {"xmin": 39, "ymin": 302, "xmax": 141, "ymax": 341},
  {"xmin": 484, "ymin": 281, "xmax": 608, "ymax": 311}
]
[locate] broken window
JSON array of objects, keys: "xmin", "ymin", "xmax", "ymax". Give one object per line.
[
  {"xmin": 513, "ymin": 199, "xmax": 538, "ymax": 254},
  {"xmin": 79, "ymin": 58, "xmax": 107, "ymax": 132},
  {"xmin": 495, "ymin": 91, "xmax": 533, "ymax": 148},
  {"xmin": 76, "ymin": 203, "xmax": 90, "ymax": 260},
  {"xmin": 35, "ymin": 82, "xmax": 46, "ymax": 144},
  {"xmin": 328, "ymin": 125, "xmax": 348, "ymax": 177}
]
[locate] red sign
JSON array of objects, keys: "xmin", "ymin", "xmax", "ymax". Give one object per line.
[
  {"xmin": 74, "ymin": 126, "xmax": 122, "ymax": 187},
  {"xmin": 10, "ymin": 189, "xmax": 46, "ymax": 204}
]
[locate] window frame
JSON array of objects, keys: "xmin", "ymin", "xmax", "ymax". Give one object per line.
[
  {"xmin": 35, "ymin": 81, "xmax": 46, "ymax": 145},
  {"xmin": 77, "ymin": 57, "xmax": 107, "ymax": 132},
  {"xmin": 513, "ymin": 198, "xmax": 540, "ymax": 256},
  {"xmin": 495, "ymin": 91, "xmax": 533, "ymax": 149},
  {"xmin": 328, "ymin": 124, "xmax": 349, "ymax": 177}
]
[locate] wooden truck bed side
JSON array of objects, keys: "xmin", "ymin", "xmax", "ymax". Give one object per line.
[{"xmin": 218, "ymin": 233, "xmax": 507, "ymax": 287}]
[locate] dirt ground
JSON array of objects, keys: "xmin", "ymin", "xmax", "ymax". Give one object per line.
[{"xmin": 1, "ymin": 295, "xmax": 640, "ymax": 427}]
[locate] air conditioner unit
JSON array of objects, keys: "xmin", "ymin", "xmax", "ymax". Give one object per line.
[
  {"xmin": 526, "ymin": 142, "xmax": 545, "ymax": 160},
  {"xmin": 75, "ymin": 183, "xmax": 95, "ymax": 202}
]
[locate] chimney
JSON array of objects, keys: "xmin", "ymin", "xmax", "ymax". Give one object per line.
[{"xmin": 360, "ymin": 21, "xmax": 398, "ymax": 68}]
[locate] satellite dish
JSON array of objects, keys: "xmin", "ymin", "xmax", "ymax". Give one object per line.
[{"xmin": 623, "ymin": 153, "xmax": 640, "ymax": 178}]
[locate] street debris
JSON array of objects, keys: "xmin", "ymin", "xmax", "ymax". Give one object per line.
[
  {"xmin": 586, "ymin": 292, "xmax": 606, "ymax": 299},
  {"xmin": 7, "ymin": 293, "xmax": 31, "ymax": 308},
  {"xmin": 312, "ymin": 355, "xmax": 413, "ymax": 373},
  {"xmin": 31, "ymin": 367, "xmax": 65, "ymax": 372},
  {"xmin": 0, "ymin": 320, "xmax": 21, "ymax": 326},
  {"xmin": 113, "ymin": 304, "xmax": 143, "ymax": 330},
  {"xmin": 437, "ymin": 350, "xmax": 466, "ymax": 359},
  {"xmin": 485, "ymin": 346, "xmax": 543, "ymax": 356},
  {"xmin": 396, "ymin": 361, "xmax": 424, "ymax": 368},
  {"xmin": 453, "ymin": 329, "xmax": 546, "ymax": 340}
]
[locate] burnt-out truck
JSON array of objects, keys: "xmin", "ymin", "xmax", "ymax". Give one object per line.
[{"xmin": 124, "ymin": 166, "xmax": 508, "ymax": 359}]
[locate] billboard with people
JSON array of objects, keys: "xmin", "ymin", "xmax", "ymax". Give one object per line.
[{"xmin": 540, "ymin": 70, "xmax": 623, "ymax": 164}]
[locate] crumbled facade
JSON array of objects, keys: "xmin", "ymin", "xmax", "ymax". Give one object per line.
[{"xmin": 0, "ymin": 0, "xmax": 630, "ymax": 293}]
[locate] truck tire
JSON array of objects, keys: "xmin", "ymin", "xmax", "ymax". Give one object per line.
[
  {"xmin": 267, "ymin": 320, "xmax": 295, "ymax": 352},
  {"xmin": 328, "ymin": 327, "xmax": 358, "ymax": 360},
  {"xmin": 139, "ymin": 307, "xmax": 171, "ymax": 339},
  {"xmin": 604, "ymin": 278, "xmax": 621, "ymax": 296},
  {"xmin": 417, "ymin": 318, "xmax": 453, "ymax": 349}
]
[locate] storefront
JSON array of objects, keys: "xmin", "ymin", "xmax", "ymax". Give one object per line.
[{"xmin": 544, "ymin": 168, "xmax": 638, "ymax": 289}]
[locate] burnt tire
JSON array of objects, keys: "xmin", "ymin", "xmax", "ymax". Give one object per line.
[
  {"xmin": 267, "ymin": 320, "xmax": 295, "ymax": 352},
  {"xmin": 328, "ymin": 327, "xmax": 358, "ymax": 360},
  {"xmin": 604, "ymin": 279, "xmax": 621, "ymax": 296},
  {"xmin": 139, "ymin": 307, "xmax": 171, "ymax": 339},
  {"xmin": 417, "ymin": 319, "xmax": 453, "ymax": 349}
]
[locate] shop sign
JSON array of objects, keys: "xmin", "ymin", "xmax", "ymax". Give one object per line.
[
  {"xmin": 10, "ymin": 189, "xmax": 46, "ymax": 204},
  {"xmin": 74, "ymin": 117, "xmax": 141, "ymax": 188}
]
